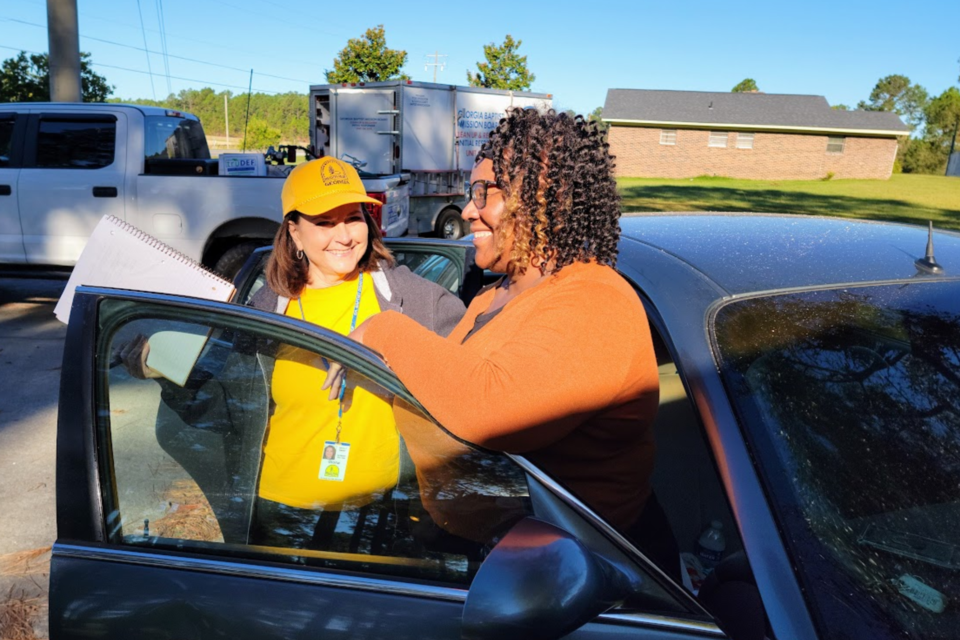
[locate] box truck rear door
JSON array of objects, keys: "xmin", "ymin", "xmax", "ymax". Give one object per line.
[{"xmin": 335, "ymin": 90, "xmax": 397, "ymax": 175}]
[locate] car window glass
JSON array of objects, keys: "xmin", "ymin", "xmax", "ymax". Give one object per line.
[
  {"xmin": 233, "ymin": 249, "xmax": 462, "ymax": 307},
  {"xmin": 233, "ymin": 251, "xmax": 269, "ymax": 306},
  {"xmin": 392, "ymin": 251, "xmax": 460, "ymax": 294},
  {"xmin": 97, "ymin": 299, "xmax": 532, "ymax": 586},
  {"xmin": 715, "ymin": 281, "xmax": 960, "ymax": 639},
  {"xmin": 0, "ymin": 119, "xmax": 14, "ymax": 166},
  {"xmin": 36, "ymin": 119, "xmax": 116, "ymax": 169},
  {"xmin": 144, "ymin": 116, "xmax": 211, "ymax": 160},
  {"xmin": 644, "ymin": 323, "xmax": 744, "ymax": 595}
]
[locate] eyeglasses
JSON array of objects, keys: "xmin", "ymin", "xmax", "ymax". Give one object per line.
[{"xmin": 467, "ymin": 180, "xmax": 499, "ymax": 210}]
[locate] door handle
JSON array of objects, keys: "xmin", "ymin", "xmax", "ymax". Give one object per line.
[
  {"xmin": 0, "ymin": 185, "xmax": 11, "ymax": 196},
  {"xmin": 93, "ymin": 186, "xmax": 118, "ymax": 198}
]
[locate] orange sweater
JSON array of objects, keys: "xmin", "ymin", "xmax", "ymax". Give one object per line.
[{"xmin": 364, "ymin": 261, "xmax": 660, "ymax": 530}]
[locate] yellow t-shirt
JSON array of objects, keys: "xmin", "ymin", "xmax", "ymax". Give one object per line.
[{"xmin": 258, "ymin": 274, "xmax": 399, "ymax": 509}]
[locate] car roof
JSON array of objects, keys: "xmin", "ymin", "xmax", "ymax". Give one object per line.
[{"xmin": 619, "ymin": 213, "xmax": 960, "ymax": 296}]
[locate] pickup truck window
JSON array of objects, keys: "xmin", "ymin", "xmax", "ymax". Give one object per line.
[
  {"xmin": 144, "ymin": 116, "xmax": 210, "ymax": 160},
  {"xmin": 0, "ymin": 119, "xmax": 13, "ymax": 167},
  {"xmin": 36, "ymin": 118, "xmax": 116, "ymax": 169}
]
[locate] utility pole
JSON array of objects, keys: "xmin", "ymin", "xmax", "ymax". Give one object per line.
[
  {"xmin": 424, "ymin": 51, "xmax": 447, "ymax": 83},
  {"xmin": 225, "ymin": 94, "xmax": 230, "ymax": 149},
  {"xmin": 946, "ymin": 116, "xmax": 959, "ymax": 177},
  {"xmin": 46, "ymin": 0, "xmax": 82, "ymax": 102}
]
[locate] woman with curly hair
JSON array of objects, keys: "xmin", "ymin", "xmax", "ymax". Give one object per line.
[{"xmin": 343, "ymin": 108, "xmax": 673, "ymax": 571}]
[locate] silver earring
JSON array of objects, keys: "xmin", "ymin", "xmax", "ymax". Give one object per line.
[{"xmin": 296, "ymin": 249, "xmax": 304, "ymax": 260}]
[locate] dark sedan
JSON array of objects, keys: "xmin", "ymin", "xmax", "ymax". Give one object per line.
[{"xmin": 52, "ymin": 214, "xmax": 960, "ymax": 639}]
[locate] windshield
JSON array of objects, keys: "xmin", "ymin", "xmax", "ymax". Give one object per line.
[
  {"xmin": 714, "ymin": 280, "xmax": 960, "ymax": 639},
  {"xmin": 144, "ymin": 115, "xmax": 211, "ymax": 160}
]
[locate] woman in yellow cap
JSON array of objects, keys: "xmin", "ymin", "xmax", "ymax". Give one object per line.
[
  {"xmin": 124, "ymin": 157, "xmax": 464, "ymax": 549},
  {"xmin": 249, "ymin": 157, "xmax": 464, "ymax": 548}
]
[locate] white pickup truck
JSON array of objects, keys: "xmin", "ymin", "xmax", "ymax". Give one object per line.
[{"xmin": 0, "ymin": 103, "xmax": 409, "ymax": 277}]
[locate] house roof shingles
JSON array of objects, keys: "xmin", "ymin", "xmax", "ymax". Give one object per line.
[{"xmin": 602, "ymin": 89, "xmax": 909, "ymax": 135}]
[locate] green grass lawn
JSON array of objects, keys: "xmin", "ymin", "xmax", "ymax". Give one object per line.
[{"xmin": 618, "ymin": 174, "xmax": 960, "ymax": 231}]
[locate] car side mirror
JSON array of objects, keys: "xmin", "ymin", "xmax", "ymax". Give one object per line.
[{"xmin": 462, "ymin": 517, "xmax": 629, "ymax": 640}]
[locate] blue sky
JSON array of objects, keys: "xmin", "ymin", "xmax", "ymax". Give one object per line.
[{"xmin": 2, "ymin": 0, "xmax": 958, "ymax": 116}]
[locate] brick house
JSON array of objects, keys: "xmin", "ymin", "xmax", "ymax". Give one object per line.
[{"xmin": 603, "ymin": 89, "xmax": 909, "ymax": 180}]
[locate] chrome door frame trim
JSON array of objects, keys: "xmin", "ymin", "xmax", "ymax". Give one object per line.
[
  {"xmin": 52, "ymin": 543, "xmax": 468, "ymax": 603},
  {"xmin": 597, "ymin": 612, "xmax": 725, "ymax": 637}
]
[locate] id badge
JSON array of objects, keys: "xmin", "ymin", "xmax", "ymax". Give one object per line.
[{"xmin": 319, "ymin": 441, "xmax": 350, "ymax": 482}]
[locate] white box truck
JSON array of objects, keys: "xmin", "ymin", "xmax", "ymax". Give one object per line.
[{"xmin": 308, "ymin": 81, "xmax": 553, "ymax": 238}]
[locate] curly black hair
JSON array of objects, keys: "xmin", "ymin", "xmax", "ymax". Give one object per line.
[{"xmin": 478, "ymin": 108, "xmax": 620, "ymax": 274}]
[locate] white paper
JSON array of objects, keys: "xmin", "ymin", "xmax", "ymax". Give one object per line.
[
  {"xmin": 145, "ymin": 331, "xmax": 210, "ymax": 387},
  {"xmin": 55, "ymin": 215, "xmax": 235, "ymax": 323}
]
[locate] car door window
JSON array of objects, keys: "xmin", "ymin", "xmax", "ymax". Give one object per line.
[
  {"xmin": 233, "ymin": 245, "xmax": 470, "ymax": 308},
  {"xmin": 391, "ymin": 251, "xmax": 460, "ymax": 293},
  {"xmin": 96, "ymin": 297, "xmax": 532, "ymax": 585},
  {"xmin": 634, "ymin": 307, "xmax": 763, "ymax": 637},
  {"xmin": 0, "ymin": 117, "xmax": 15, "ymax": 167},
  {"xmin": 645, "ymin": 323, "xmax": 744, "ymax": 591}
]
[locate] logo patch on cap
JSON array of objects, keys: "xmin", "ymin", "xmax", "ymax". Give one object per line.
[{"xmin": 320, "ymin": 159, "xmax": 351, "ymax": 187}]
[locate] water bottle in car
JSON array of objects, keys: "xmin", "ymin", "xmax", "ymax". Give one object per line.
[{"xmin": 696, "ymin": 520, "xmax": 726, "ymax": 572}]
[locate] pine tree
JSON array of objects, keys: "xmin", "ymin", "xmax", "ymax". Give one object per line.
[
  {"xmin": 467, "ymin": 35, "xmax": 535, "ymax": 91},
  {"xmin": 731, "ymin": 78, "xmax": 759, "ymax": 93},
  {"xmin": 325, "ymin": 25, "xmax": 408, "ymax": 84}
]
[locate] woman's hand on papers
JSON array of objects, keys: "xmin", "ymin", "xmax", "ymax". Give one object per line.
[{"xmin": 116, "ymin": 334, "xmax": 163, "ymax": 380}]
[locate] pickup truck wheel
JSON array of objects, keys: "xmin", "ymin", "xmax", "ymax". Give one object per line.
[
  {"xmin": 437, "ymin": 208, "xmax": 465, "ymax": 240},
  {"xmin": 213, "ymin": 241, "xmax": 261, "ymax": 280}
]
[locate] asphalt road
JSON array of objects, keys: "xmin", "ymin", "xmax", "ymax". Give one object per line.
[
  {"xmin": 0, "ymin": 277, "xmax": 210, "ymax": 638},
  {"xmin": 0, "ymin": 276, "xmax": 67, "ymax": 638}
]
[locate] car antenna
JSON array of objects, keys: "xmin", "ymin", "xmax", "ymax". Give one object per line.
[{"xmin": 915, "ymin": 221, "xmax": 943, "ymax": 274}]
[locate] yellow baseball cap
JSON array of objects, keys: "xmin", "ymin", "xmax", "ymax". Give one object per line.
[{"xmin": 281, "ymin": 157, "xmax": 380, "ymax": 216}]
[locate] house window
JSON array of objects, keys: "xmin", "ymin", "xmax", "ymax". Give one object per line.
[
  {"xmin": 736, "ymin": 132, "xmax": 755, "ymax": 149},
  {"xmin": 827, "ymin": 136, "xmax": 845, "ymax": 154},
  {"xmin": 708, "ymin": 131, "xmax": 728, "ymax": 148},
  {"xmin": 660, "ymin": 129, "xmax": 677, "ymax": 145}
]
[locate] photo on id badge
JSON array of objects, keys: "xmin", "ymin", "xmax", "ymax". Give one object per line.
[{"xmin": 320, "ymin": 442, "xmax": 350, "ymax": 481}]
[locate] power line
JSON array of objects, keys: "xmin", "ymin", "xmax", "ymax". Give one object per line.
[
  {"xmin": 64, "ymin": 7, "xmax": 322, "ymax": 72},
  {"xmin": 207, "ymin": 0, "xmax": 345, "ymax": 38},
  {"xmin": 4, "ymin": 3, "xmax": 328, "ymax": 79},
  {"xmin": 1, "ymin": 18, "xmax": 310, "ymax": 83},
  {"xmin": 0, "ymin": 44, "xmax": 42, "ymax": 55},
  {"xmin": 154, "ymin": 0, "xmax": 172, "ymax": 95},
  {"xmin": 253, "ymin": 0, "xmax": 353, "ymax": 35},
  {"xmin": 90, "ymin": 60, "xmax": 284, "ymax": 95},
  {"xmin": 135, "ymin": 0, "xmax": 157, "ymax": 100},
  {"xmin": 1, "ymin": 43, "xmax": 285, "ymax": 95}
]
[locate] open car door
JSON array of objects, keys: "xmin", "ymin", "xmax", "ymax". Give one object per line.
[{"xmin": 51, "ymin": 286, "xmax": 717, "ymax": 640}]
